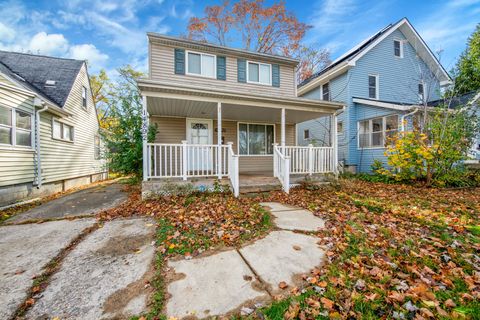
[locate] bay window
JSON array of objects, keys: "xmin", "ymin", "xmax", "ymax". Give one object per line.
[
  {"xmin": 247, "ymin": 61, "xmax": 271, "ymax": 85},
  {"xmin": 239, "ymin": 123, "xmax": 274, "ymax": 155},
  {"xmin": 0, "ymin": 105, "xmax": 32, "ymax": 147},
  {"xmin": 186, "ymin": 51, "xmax": 216, "ymax": 78},
  {"xmin": 358, "ymin": 115, "xmax": 398, "ymax": 148}
]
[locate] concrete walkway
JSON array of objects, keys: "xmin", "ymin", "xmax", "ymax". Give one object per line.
[
  {"xmin": 165, "ymin": 202, "xmax": 326, "ymax": 319},
  {"xmin": 7, "ymin": 183, "xmax": 128, "ymax": 224}
]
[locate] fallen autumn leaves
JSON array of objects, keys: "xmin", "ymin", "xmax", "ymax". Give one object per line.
[{"xmin": 98, "ymin": 179, "xmax": 479, "ymax": 319}]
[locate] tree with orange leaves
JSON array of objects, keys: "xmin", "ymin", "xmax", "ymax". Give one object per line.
[{"xmin": 187, "ymin": 0, "xmax": 330, "ymax": 82}]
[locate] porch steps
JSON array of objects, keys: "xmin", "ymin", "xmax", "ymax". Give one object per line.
[{"xmin": 238, "ymin": 176, "xmax": 282, "ymax": 194}]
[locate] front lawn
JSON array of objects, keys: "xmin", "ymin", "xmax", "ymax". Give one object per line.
[
  {"xmin": 100, "ymin": 179, "xmax": 479, "ymax": 319},
  {"xmin": 256, "ymin": 179, "xmax": 480, "ymax": 319}
]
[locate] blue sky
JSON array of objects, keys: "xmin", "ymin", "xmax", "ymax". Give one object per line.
[{"xmin": 0, "ymin": 0, "xmax": 478, "ymax": 76}]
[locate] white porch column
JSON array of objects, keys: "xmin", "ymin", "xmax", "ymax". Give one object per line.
[
  {"xmin": 281, "ymin": 108, "xmax": 286, "ymax": 152},
  {"xmin": 217, "ymin": 102, "xmax": 222, "ymax": 179},
  {"xmin": 331, "ymin": 113, "xmax": 338, "ymax": 176},
  {"xmin": 142, "ymin": 95, "xmax": 149, "ymax": 181}
]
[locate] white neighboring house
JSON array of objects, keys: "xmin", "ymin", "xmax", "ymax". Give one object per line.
[{"xmin": 0, "ymin": 51, "xmax": 107, "ymax": 206}]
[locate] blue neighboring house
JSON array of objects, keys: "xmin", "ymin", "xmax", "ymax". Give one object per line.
[{"xmin": 296, "ymin": 18, "xmax": 452, "ymax": 173}]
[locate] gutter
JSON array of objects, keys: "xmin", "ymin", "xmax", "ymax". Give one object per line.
[
  {"xmin": 34, "ymin": 101, "xmax": 48, "ymax": 187},
  {"xmin": 401, "ymin": 108, "xmax": 419, "ymax": 132}
]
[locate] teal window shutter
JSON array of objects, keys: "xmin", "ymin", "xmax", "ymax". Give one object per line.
[
  {"xmin": 237, "ymin": 59, "xmax": 246, "ymax": 83},
  {"xmin": 217, "ymin": 56, "xmax": 226, "ymax": 80},
  {"xmin": 174, "ymin": 49, "xmax": 185, "ymax": 75},
  {"xmin": 272, "ymin": 64, "xmax": 280, "ymax": 87}
]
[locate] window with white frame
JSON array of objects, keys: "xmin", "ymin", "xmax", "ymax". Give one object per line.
[
  {"xmin": 82, "ymin": 86, "xmax": 87, "ymax": 109},
  {"xmin": 0, "ymin": 105, "xmax": 32, "ymax": 147},
  {"xmin": 322, "ymin": 82, "xmax": 330, "ymax": 101},
  {"xmin": 358, "ymin": 115, "xmax": 398, "ymax": 148},
  {"xmin": 337, "ymin": 121, "xmax": 343, "ymax": 134},
  {"xmin": 186, "ymin": 51, "xmax": 216, "ymax": 78},
  {"xmin": 304, "ymin": 129, "xmax": 310, "ymax": 140},
  {"xmin": 52, "ymin": 118, "xmax": 74, "ymax": 142},
  {"xmin": 394, "ymin": 39, "xmax": 403, "ymax": 58},
  {"xmin": 418, "ymin": 82, "xmax": 425, "ymax": 102},
  {"xmin": 247, "ymin": 61, "xmax": 271, "ymax": 85},
  {"xmin": 94, "ymin": 135, "xmax": 101, "ymax": 159},
  {"xmin": 238, "ymin": 123, "xmax": 274, "ymax": 155},
  {"xmin": 368, "ymin": 75, "xmax": 378, "ymax": 99}
]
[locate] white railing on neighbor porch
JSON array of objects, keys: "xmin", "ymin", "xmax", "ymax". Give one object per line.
[
  {"xmin": 274, "ymin": 144, "xmax": 336, "ymax": 193},
  {"xmin": 273, "ymin": 145, "xmax": 290, "ymax": 193},
  {"xmin": 283, "ymin": 145, "xmax": 335, "ymax": 174},
  {"xmin": 146, "ymin": 141, "xmax": 239, "ymax": 197}
]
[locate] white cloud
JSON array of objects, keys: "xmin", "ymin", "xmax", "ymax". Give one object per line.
[
  {"xmin": 69, "ymin": 44, "xmax": 109, "ymax": 67},
  {"xmin": 28, "ymin": 32, "xmax": 69, "ymax": 55},
  {"xmin": 0, "ymin": 22, "xmax": 15, "ymax": 42}
]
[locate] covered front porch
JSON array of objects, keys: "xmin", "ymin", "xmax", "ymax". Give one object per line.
[{"xmin": 139, "ymin": 80, "xmax": 343, "ymax": 196}]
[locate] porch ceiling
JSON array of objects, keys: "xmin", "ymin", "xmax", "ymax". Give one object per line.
[
  {"xmin": 147, "ymin": 97, "xmax": 328, "ymax": 123},
  {"xmin": 140, "ymin": 80, "xmax": 344, "ymax": 124}
]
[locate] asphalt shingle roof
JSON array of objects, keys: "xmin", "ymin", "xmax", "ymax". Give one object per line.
[{"xmin": 0, "ymin": 51, "xmax": 84, "ymax": 107}]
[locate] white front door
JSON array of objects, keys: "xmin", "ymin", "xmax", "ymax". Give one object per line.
[{"xmin": 186, "ymin": 119, "xmax": 213, "ymax": 172}]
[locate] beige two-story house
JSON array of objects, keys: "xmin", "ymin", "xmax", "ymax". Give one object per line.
[{"xmin": 138, "ymin": 34, "xmax": 344, "ymax": 196}]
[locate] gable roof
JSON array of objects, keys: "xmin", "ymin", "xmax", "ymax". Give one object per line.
[
  {"xmin": 0, "ymin": 51, "xmax": 84, "ymax": 108},
  {"xmin": 298, "ymin": 18, "xmax": 452, "ymax": 93}
]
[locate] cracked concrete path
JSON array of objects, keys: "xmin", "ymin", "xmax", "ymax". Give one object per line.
[
  {"xmin": 0, "ymin": 219, "xmax": 96, "ymax": 320},
  {"xmin": 165, "ymin": 202, "xmax": 326, "ymax": 319},
  {"xmin": 26, "ymin": 218, "xmax": 156, "ymax": 320},
  {"xmin": 7, "ymin": 183, "xmax": 128, "ymax": 224}
]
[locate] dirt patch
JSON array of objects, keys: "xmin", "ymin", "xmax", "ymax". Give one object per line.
[
  {"xmin": 96, "ymin": 233, "xmax": 151, "ymax": 257},
  {"xmin": 103, "ymin": 262, "xmax": 155, "ymax": 317}
]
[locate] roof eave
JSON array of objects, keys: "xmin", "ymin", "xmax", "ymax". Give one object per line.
[
  {"xmin": 147, "ymin": 33, "xmax": 299, "ymax": 66},
  {"xmin": 297, "ymin": 62, "xmax": 351, "ymax": 96}
]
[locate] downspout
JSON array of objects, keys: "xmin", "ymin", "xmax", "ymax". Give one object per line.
[
  {"xmin": 35, "ymin": 103, "xmax": 48, "ymax": 187},
  {"xmin": 401, "ymin": 108, "xmax": 419, "ymax": 132}
]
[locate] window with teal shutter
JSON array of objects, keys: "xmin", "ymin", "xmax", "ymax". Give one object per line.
[
  {"xmin": 217, "ymin": 56, "xmax": 226, "ymax": 80},
  {"xmin": 174, "ymin": 48, "xmax": 185, "ymax": 75},
  {"xmin": 272, "ymin": 64, "xmax": 280, "ymax": 87},
  {"xmin": 237, "ymin": 59, "xmax": 246, "ymax": 83}
]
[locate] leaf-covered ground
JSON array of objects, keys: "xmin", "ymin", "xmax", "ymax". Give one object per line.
[
  {"xmin": 253, "ymin": 179, "xmax": 480, "ymax": 320},
  {"xmin": 100, "ymin": 179, "xmax": 479, "ymax": 319}
]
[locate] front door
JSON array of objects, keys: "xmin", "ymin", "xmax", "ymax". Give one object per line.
[{"xmin": 186, "ymin": 119, "xmax": 213, "ymax": 172}]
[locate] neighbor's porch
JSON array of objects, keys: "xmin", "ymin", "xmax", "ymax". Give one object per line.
[{"xmin": 139, "ymin": 81, "xmax": 343, "ymax": 196}]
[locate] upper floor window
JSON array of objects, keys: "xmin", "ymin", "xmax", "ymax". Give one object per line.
[
  {"xmin": 0, "ymin": 105, "xmax": 32, "ymax": 147},
  {"xmin": 52, "ymin": 118, "xmax": 74, "ymax": 142},
  {"xmin": 368, "ymin": 75, "xmax": 378, "ymax": 99},
  {"xmin": 247, "ymin": 61, "xmax": 271, "ymax": 85},
  {"xmin": 358, "ymin": 114, "xmax": 398, "ymax": 149},
  {"xmin": 82, "ymin": 86, "xmax": 87, "ymax": 109},
  {"xmin": 186, "ymin": 51, "xmax": 216, "ymax": 78},
  {"xmin": 394, "ymin": 40, "xmax": 403, "ymax": 58},
  {"xmin": 322, "ymin": 82, "xmax": 330, "ymax": 101}
]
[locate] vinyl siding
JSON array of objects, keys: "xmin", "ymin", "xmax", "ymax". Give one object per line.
[
  {"xmin": 151, "ymin": 116, "xmax": 294, "ymax": 174},
  {"xmin": 39, "ymin": 64, "xmax": 104, "ymax": 184},
  {"xmin": 149, "ymin": 44, "xmax": 296, "ymax": 97},
  {"xmin": 354, "ymin": 104, "xmax": 403, "ymax": 172},
  {"xmin": 299, "ymin": 28, "xmax": 443, "ymax": 172},
  {"xmin": 297, "ymin": 73, "xmax": 349, "ymax": 161},
  {"xmin": 0, "ymin": 85, "xmax": 35, "ymax": 187}
]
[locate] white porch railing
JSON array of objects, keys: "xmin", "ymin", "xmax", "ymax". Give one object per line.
[
  {"xmin": 146, "ymin": 141, "xmax": 239, "ymax": 196},
  {"xmin": 274, "ymin": 144, "xmax": 335, "ymax": 193},
  {"xmin": 273, "ymin": 145, "xmax": 290, "ymax": 193},
  {"xmin": 283, "ymin": 145, "xmax": 335, "ymax": 174},
  {"xmin": 227, "ymin": 143, "xmax": 240, "ymax": 197}
]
